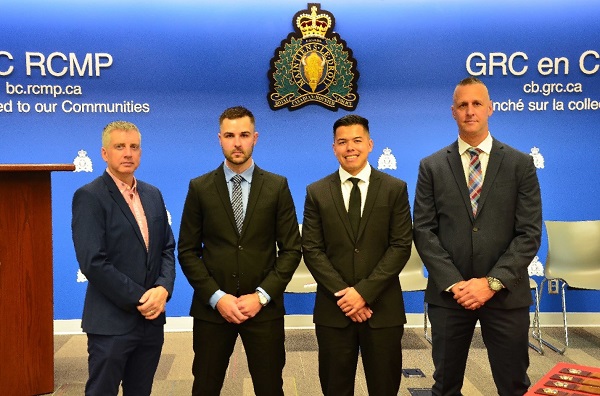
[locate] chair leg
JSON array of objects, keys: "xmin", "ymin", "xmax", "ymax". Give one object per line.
[
  {"xmin": 424, "ymin": 302, "xmax": 432, "ymax": 344},
  {"xmin": 529, "ymin": 284, "xmax": 544, "ymax": 355},
  {"xmin": 538, "ymin": 279, "xmax": 568, "ymax": 354}
]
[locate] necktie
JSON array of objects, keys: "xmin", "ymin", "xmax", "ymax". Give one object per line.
[
  {"xmin": 348, "ymin": 177, "xmax": 361, "ymax": 237},
  {"xmin": 467, "ymin": 148, "xmax": 483, "ymax": 216},
  {"xmin": 231, "ymin": 174, "xmax": 244, "ymax": 233}
]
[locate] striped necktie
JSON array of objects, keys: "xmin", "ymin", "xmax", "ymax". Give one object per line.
[
  {"xmin": 467, "ymin": 148, "xmax": 483, "ymax": 216},
  {"xmin": 231, "ymin": 174, "xmax": 244, "ymax": 233}
]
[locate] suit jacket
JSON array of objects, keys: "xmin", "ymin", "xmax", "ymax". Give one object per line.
[
  {"xmin": 302, "ymin": 167, "xmax": 413, "ymax": 328},
  {"xmin": 72, "ymin": 171, "xmax": 176, "ymax": 335},
  {"xmin": 413, "ymin": 139, "xmax": 542, "ymax": 309},
  {"xmin": 177, "ymin": 164, "xmax": 302, "ymax": 323}
]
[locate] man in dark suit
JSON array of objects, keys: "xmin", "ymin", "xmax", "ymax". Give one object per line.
[
  {"xmin": 72, "ymin": 121, "xmax": 176, "ymax": 395},
  {"xmin": 413, "ymin": 77, "xmax": 542, "ymax": 396},
  {"xmin": 302, "ymin": 114, "xmax": 413, "ymax": 396},
  {"xmin": 177, "ymin": 106, "xmax": 302, "ymax": 396}
]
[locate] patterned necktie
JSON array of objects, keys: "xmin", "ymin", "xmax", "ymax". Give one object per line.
[
  {"xmin": 348, "ymin": 177, "xmax": 361, "ymax": 237},
  {"xmin": 231, "ymin": 174, "xmax": 244, "ymax": 233},
  {"xmin": 467, "ymin": 148, "xmax": 483, "ymax": 216}
]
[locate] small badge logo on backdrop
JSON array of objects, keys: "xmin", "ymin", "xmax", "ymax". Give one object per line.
[{"xmin": 267, "ymin": 3, "xmax": 359, "ymax": 111}]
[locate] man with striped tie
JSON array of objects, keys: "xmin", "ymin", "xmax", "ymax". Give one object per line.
[
  {"xmin": 413, "ymin": 77, "xmax": 543, "ymax": 396},
  {"xmin": 178, "ymin": 106, "xmax": 301, "ymax": 396}
]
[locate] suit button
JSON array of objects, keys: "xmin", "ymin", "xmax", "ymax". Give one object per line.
[
  {"xmin": 473, "ymin": 227, "xmax": 479, "ymax": 232},
  {"xmin": 354, "ymin": 248, "xmax": 359, "ymax": 253},
  {"xmin": 238, "ymin": 245, "xmax": 243, "ymax": 250}
]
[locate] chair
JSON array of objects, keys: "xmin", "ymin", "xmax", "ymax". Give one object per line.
[
  {"xmin": 529, "ymin": 277, "xmax": 544, "ymax": 354},
  {"xmin": 285, "ymin": 256, "xmax": 317, "ymax": 293},
  {"xmin": 285, "ymin": 224, "xmax": 317, "ymax": 293},
  {"xmin": 399, "ymin": 243, "xmax": 431, "ymax": 343},
  {"xmin": 539, "ymin": 220, "xmax": 600, "ymax": 354}
]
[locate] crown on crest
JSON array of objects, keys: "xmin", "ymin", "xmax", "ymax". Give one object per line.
[{"xmin": 296, "ymin": 5, "xmax": 332, "ymax": 38}]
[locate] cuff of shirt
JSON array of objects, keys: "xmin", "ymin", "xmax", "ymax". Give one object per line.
[{"xmin": 209, "ymin": 290, "xmax": 226, "ymax": 309}]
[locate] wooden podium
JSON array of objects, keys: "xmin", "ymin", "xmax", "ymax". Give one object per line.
[{"xmin": 0, "ymin": 164, "xmax": 75, "ymax": 395}]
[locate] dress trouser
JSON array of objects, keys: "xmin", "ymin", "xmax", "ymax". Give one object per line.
[
  {"xmin": 192, "ymin": 317, "xmax": 286, "ymax": 396},
  {"xmin": 428, "ymin": 304, "xmax": 531, "ymax": 396},
  {"xmin": 86, "ymin": 319, "xmax": 164, "ymax": 396},
  {"xmin": 315, "ymin": 322, "xmax": 404, "ymax": 396}
]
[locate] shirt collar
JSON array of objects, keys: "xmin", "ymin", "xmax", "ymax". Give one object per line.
[
  {"xmin": 223, "ymin": 160, "xmax": 255, "ymax": 183},
  {"xmin": 106, "ymin": 167, "xmax": 137, "ymax": 193},
  {"xmin": 338, "ymin": 162, "xmax": 371, "ymax": 184},
  {"xmin": 458, "ymin": 132, "xmax": 493, "ymax": 155}
]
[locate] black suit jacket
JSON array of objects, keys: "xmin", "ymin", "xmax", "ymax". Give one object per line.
[
  {"xmin": 413, "ymin": 139, "xmax": 542, "ymax": 309},
  {"xmin": 72, "ymin": 171, "xmax": 176, "ymax": 335},
  {"xmin": 177, "ymin": 164, "xmax": 302, "ymax": 323},
  {"xmin": 302, "ymin": 167, "xmax": 413, "ymax": 328}
]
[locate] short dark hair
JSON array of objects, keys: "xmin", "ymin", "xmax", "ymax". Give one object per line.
[
  {"xmin": 332, "ymin": 114, "xmax": 369, "ymax": 139},
  {"xmin": 219, "ymin": 106, "xmax": 255, "ymax": 126},
  {"xmin": 457, "ymin": 76, "xmax": 485, "ymax": 87}
]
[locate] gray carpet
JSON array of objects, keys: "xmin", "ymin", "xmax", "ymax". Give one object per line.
[{"xmin": 51, "ymin": 326, "xmax": 600, "ymax": 395}]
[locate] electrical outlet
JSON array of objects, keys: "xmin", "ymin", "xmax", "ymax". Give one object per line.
[{"xmin": 548, "ymin": 279, "xmax": 560, "ymax": 294}]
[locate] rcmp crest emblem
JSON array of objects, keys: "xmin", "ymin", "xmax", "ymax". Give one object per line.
[{"xmin": 267, "ymin": 3, "xmax": 359, "ymax": 111}]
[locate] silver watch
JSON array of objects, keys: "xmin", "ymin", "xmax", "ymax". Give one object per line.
[
  {"xmin": 256, "ymin": 290, "xmax": 268, "ymax": 306},
  {"xmin": 486, "ymin": 277, "xmax": 504, "ymax": 292}
]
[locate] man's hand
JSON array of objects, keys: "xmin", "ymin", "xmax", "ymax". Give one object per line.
[
  {"xmin": 236, "ymin": 293, "xmax": 263, "ymax": 319},
  {"xmin": 348, "ymin": 306, "xmax": 373, "ymax": 323},
  {"xmin": 335, "ymin": 287, "xmax": 367, "ymax": 317},
  {"xmin": 138, "ymin": 286, "xmax": 168, "ymax": 320},
  {"xmin": 453, "ymin": 278, "xmax": 495, "ymax": 310},
  {"xmin": 216, "ymin": 294, "xmax": 249, "ymax": 324}
]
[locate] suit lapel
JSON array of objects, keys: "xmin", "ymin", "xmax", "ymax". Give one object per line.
[
  {"xmin": 359, "ymin": 167, "xmax": 381, "ymax": 240},
  {"xmin": 328, "ymin": 172, "xmax": 355, "ymax": 241},
  {"xmin": 102, "ymin": 172, "xmax": 146, "ymax": 249},
  {"xmin": 446, "ymin": 142, "xmax": 476, "ymax": 222},
  {"xmin": 477, "ymin": 139, "xmax": 505, "ymax": 216},
  {"xmin": 243, "ymin": 166, "xmax": 264, "ymax": 235},
  {"xmin": 213, "ymin": 165, "xmax": 239, "ymax": 235}
]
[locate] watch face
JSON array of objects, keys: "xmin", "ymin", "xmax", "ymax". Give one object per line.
[
  {"xmin": 258, "ymin": 292, "xmax": 267, "ymax": 305},
  {"xmin": 488, "ymin": 278, "xmax": 502, "ymax": 291}
]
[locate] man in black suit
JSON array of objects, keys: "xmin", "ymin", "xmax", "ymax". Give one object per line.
[
  {"xmin": 72, "ymin": 121, "xmax": 176, "ymax": 395},
  {"xmin": 302, "ymin": 114, "xmax": 413, "ymax": 396},
  {"xmin": 413, "ymin": 77, "xmax": 542, "ymax": 396},
  {"xmin": 178, "ymin": 106, "xmax": 302, "ymax": 396}
]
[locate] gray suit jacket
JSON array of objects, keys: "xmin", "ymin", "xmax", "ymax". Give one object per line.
[
  {"xmin": 413, "ymin": 139, "xmax": 542, "ymax": 309},
  {"xmin": 177, "ymin": 164, "xmax": 302, "ymax": 323},
  {"xmin": 302, "ymin": 167, "xmax": 413, "ymax": 328},
  {"xmin": 72, "ymin": 171, "xmax": 175, "ymax": 335}
]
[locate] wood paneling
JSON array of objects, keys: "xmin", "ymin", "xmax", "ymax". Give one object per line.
[{"xmin": 0, "ymin": 164, "xmax": 74, "ymax": 395}]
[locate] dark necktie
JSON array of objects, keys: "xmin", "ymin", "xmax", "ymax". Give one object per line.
[
  {"xmin": 231, "ymin": 174, "xmax": 244, "ymax": 233},
  {"xmin": 348, "ymin": 177, "xmax": 361, "ymax": 237},
  {"xmin": 467, "ymin": 148, "xmax": 483, "ymax": 216}
]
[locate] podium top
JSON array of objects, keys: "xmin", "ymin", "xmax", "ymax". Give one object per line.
[{"xmin": 0, "ymin": 164, "xmax": 75, "ymax": 172}]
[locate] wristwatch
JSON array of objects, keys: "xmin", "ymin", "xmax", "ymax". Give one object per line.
[
  {"xmin": 486, "ymin": 277, "xmax": 504, "ymax": 292},
  {"xmin": 256, "ymin": 290, "xmax": 268, "ymax": 307}
]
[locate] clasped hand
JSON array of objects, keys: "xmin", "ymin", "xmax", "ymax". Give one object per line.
[
  {"xmin": 138, "ymin": 286, "xmax": 168, "ymax": 320},
  {"xmin": 452, "ymin": 278, "xmax": 495, "ymax": 310},
  {"xmin": 216, "ymin": 293, "xmax": 263, "ymax": 324},
  {"xmin": 335, "ymin": 287, "xmax": 373, "ymax": 323}
]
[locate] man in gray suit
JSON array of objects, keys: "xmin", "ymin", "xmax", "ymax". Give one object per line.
[
  {"xmin": 178, "ymin": 106, "xmax": 301, "ymax": 396},
  {"xmin": 413, "ymin": 77, "xmax": 542, "ymax": 396},
  {"xmin": 302, "ymin": 114, "xmax": 413, "ymax": 395},
  {"xmin": 72, "ymin": 121, "xmax": 175, "ymax": 395}
]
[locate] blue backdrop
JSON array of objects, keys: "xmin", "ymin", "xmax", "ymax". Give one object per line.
[{"xmin": 1, "ymin": 0, "xmax": 598, "ymax": 320}]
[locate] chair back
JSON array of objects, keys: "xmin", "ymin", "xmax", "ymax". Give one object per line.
[
  {"xmin": 545, "ymin": 220, "xmax": 600, "ymax": 290},
  {"xmin": 399, "ymin": 243, "xmax": 428, "ymax": 291},
  {"xmin": 286, "ymin": 223, "xmax": 317, "ymax": 293}
]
